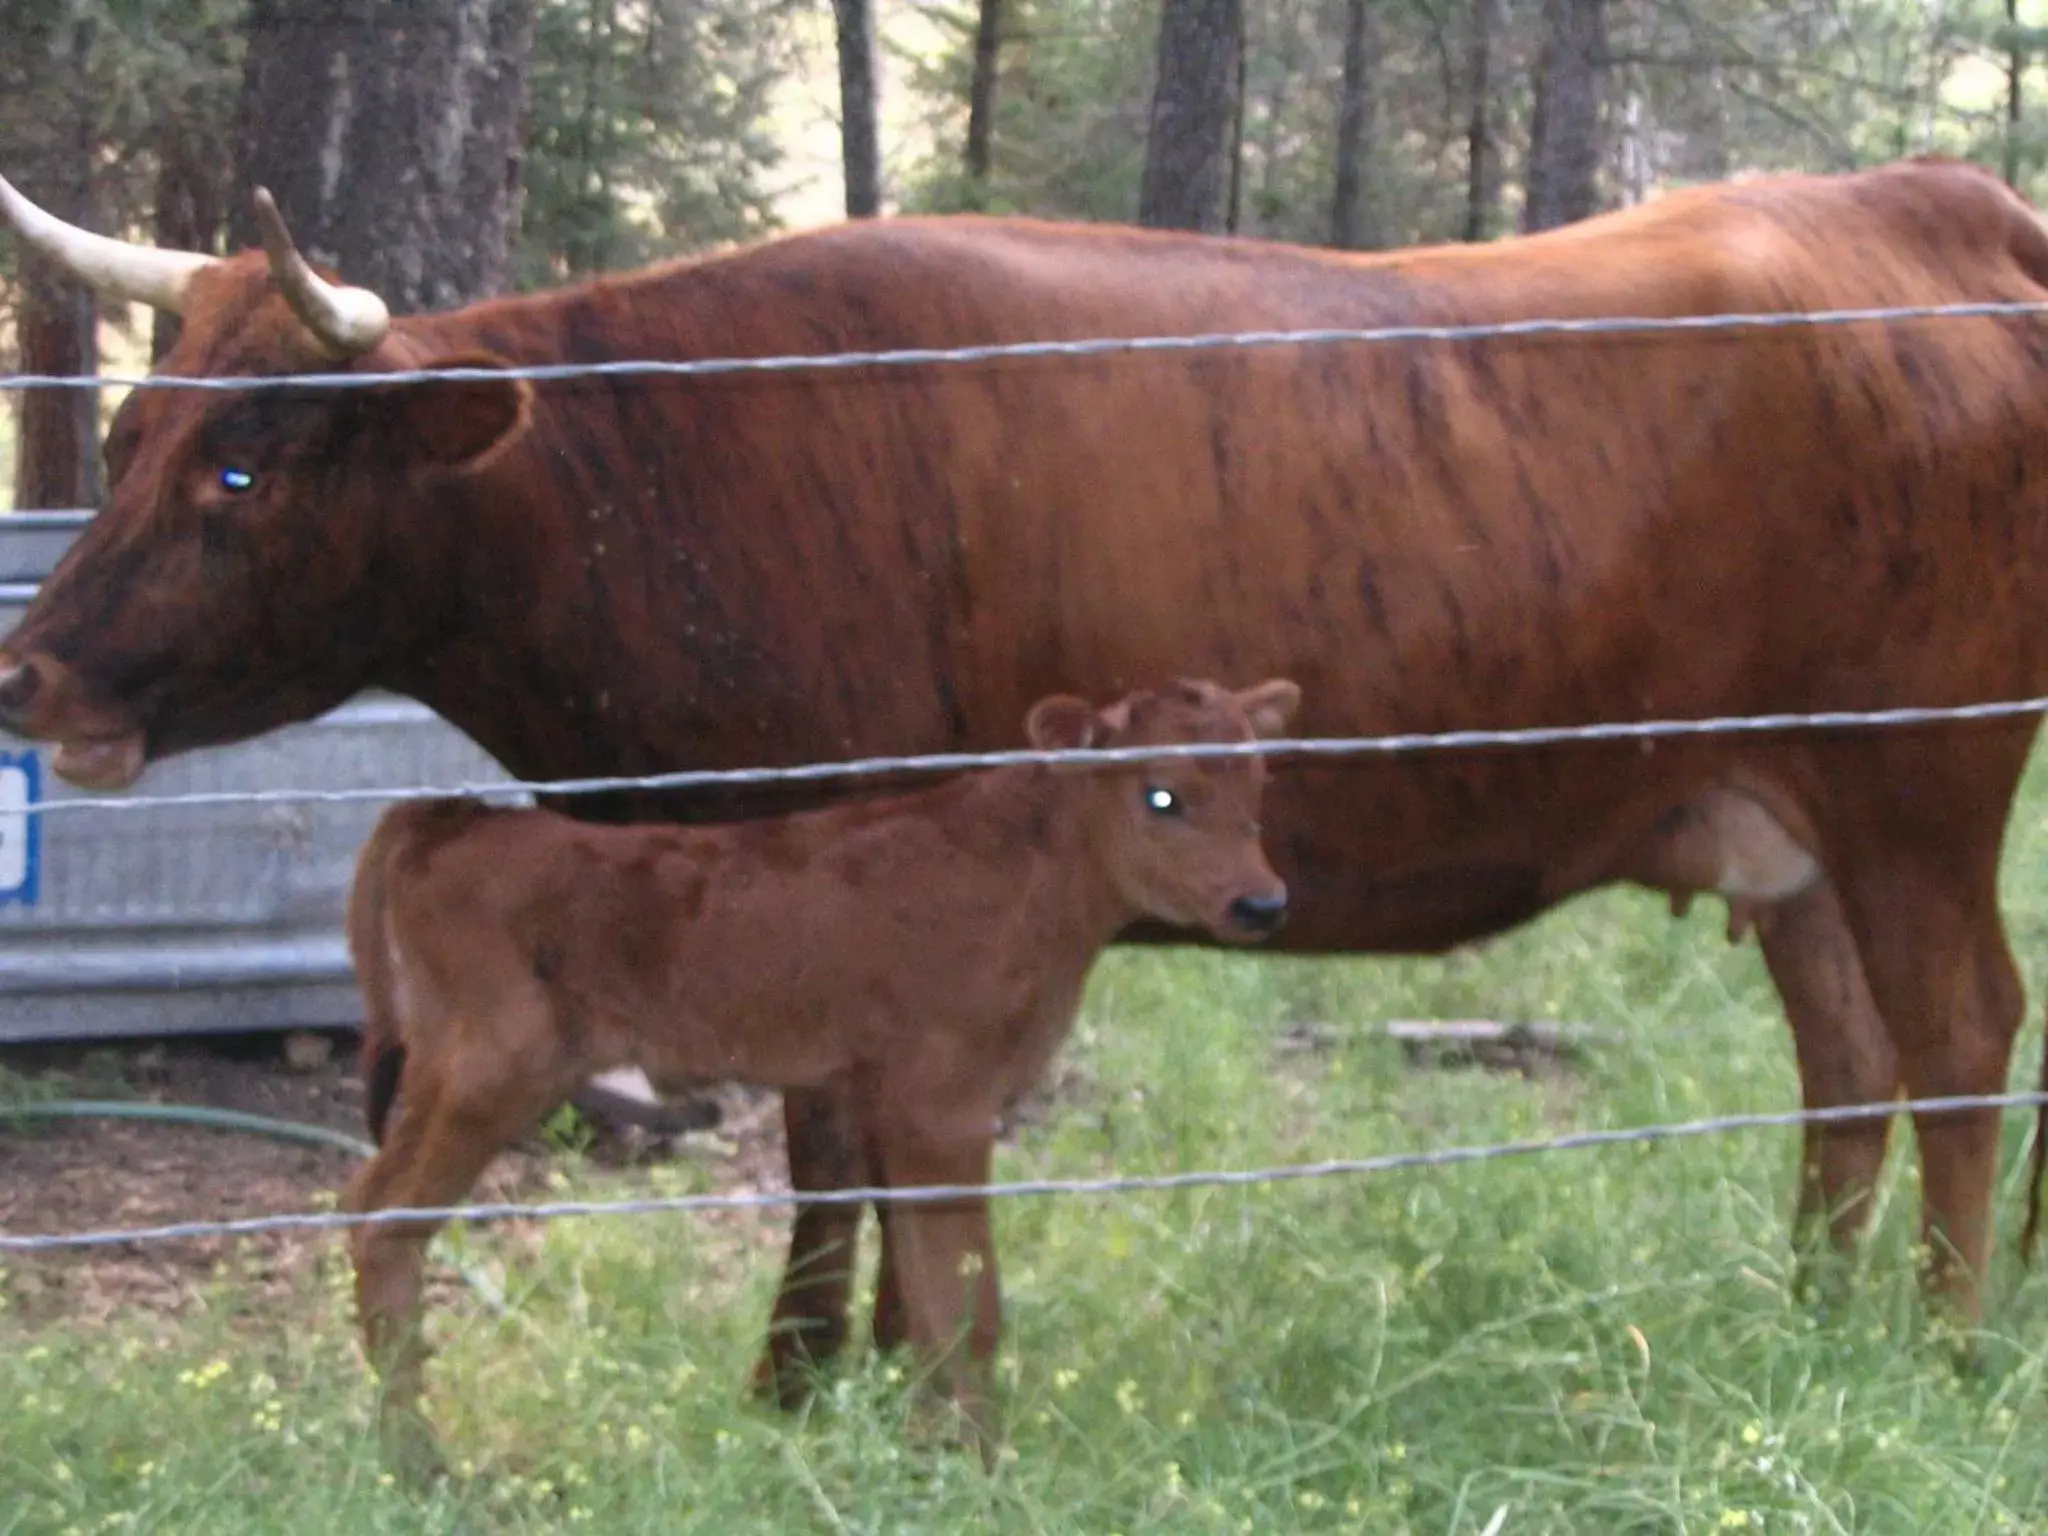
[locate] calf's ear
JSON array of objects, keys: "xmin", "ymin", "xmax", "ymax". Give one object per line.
[
  {"xmin": 1025, "ymin": 695, "xmax": 1099, "ymax": 751},
  {"xmin": 380, "ymin": 351, "xmax": 533, "ymax": 469},
  {"xmin": 1237, "ymin": 679, "xmax": 1302, "ymax": 739}
]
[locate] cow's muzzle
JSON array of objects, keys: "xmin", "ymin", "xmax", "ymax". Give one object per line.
[
  {"xmin": 0, "ymin": 651, "xmax": 149, "ymax": 789},
  {"xmin": 0, "ymin": 655, "xmax": 40, "ymax": 724}
]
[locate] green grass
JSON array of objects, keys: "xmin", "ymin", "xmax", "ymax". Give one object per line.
[{"xmin": 12, "ymin": 762, "xmax": 2048, "ymax": 1535}]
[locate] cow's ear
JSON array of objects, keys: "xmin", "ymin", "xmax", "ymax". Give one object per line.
[
  {"xmin": 1025, "ymin": 695, "xmax": 1099, "ymax": 751},
  {"xmin": 386, "ymin": 352, "xmax": 533, "ymax": 469},
  {"xmin": 1237, "ymin": 679, "xmax": 1302, "ymax": 739}
]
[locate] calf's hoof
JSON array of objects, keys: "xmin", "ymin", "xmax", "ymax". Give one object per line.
[
  {"xmin": 748, "ymin": 1316, "xmax": 850, "ymax": 1411},
  {"xmin": 748, "ymin": 1346, "xmax": 824, "ymax": 1412},
  {"xmin": 905, "ymin": 1389, "xmax": 1002, "ymax": 1471},
  {"xmin": 1788, "ymin": 1245, "xmax": 1856, "ymax": 1319},
  {"xmin": 375, "ymin": 1405, "xmax": 450, "ymax": 1489}
]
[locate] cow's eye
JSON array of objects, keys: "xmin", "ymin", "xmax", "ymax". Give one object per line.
[
  {"xmin": 1144, "ymin": 785, "xmax": 1182, "ymax": 817},
  {"xmin": 218, "ymin": 467, "xmax": 255, "ymax": 494}
]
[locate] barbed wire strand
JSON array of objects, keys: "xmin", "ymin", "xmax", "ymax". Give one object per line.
[
  {"xmin": 4, "ymin": 302, "xmax": 2048, "ymax": 395},
  {"xmin": 3, "ymin": 1090, "xmax": 2040, "ymax": 1253},
  {"xmin": 20, "ymin": 695, "xmax": 2048, "ymax": 819}
]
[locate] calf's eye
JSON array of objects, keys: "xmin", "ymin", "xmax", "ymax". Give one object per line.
[
  {"xmin": 1144, "ymin": 785, "xmax": 1182, "ymax": 816},
  {"xmin": 219, "ymin": 467, "xmax": 256, "ymax": 494}
]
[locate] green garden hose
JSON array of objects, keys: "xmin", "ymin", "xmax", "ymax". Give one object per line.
[
  {"xmin": 1, "ymin": 1099, "xmax": 506, "ymax": 1311},
  {"xmin": 3, "ymin": 1098, "xmax": 378, "ymax": 1158}
]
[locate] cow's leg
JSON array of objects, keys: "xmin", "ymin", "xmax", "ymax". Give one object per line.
[
  {"xmin": 345, "ymin": 1042, "xmax": 565, "ymax": 1477},
  {"xmin": 752, "ymin": 1086, "xmax": 868, "ymax": 1406},
  {"xmin": 1753, "ymin": 876, "xmax": 1900, "ymax": 1265},
  {"xmin": 871, "ymin": 1126, "xmax": 1002, "ymax": 1462},
  {"xmin": 1832, "ymin": 820, "xmax": 2024, "ymax": 1319}
]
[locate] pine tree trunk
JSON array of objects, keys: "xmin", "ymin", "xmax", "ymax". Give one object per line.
[
  {"xmin": 1330, "ymin": 0, "xmax": 1379, "ymax": 248},
  {"xmin": 149, "ymin": 124, "xmax": 231, "ymax": 362},
  {"xmin": 1224, "ymin": 1, "xmax": 1247, "ymax": 235},
  {"xmin": 1461, "ymin": 0, "xmax": 1498, "ymax": 243},
  {"xmin": 964, "ymin": 0, "xmax": 1003, "ymax": 193},
  {"xmin": 14, "ymin": 276, "xmax": 98, "ymax": 512},
  {"xmin": 1523, "ymin": 0, "xmax": 1608, "ymax": 232},
  {"xmin": 1138, "ymin": 0, "xmax": 1243, "ymax": 231},
  {"xmin": 4, "ymin": 1, "xmax": 99, "ymax": 510},
  {"xmin": 2006, "ymin": 0, "xmax": 2024, "ymax": 188},
  {"xmin": 834, "ymin": 0, "xmax": 884, "ymax": 217},
  {"xmin": 231, "ymin": 0, "xmax": 537, "ymax": 311}
]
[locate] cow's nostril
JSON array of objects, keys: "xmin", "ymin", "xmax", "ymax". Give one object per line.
[
  {"xmin": 1228, "ymin": 891, "xmax": 1289, "ymax": 934},
  {"xmin": 0, "ymin": 658, "xmax": 42, "ymax": 721}
]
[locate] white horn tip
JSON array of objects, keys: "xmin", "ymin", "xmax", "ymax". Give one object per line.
[
  {"xmin": 0, "ymin": 166, "xmax": 211, "ymax": 313},
  {"xmin": 250, "ymin": 187, "xmax": 391, "ymax": 356},
  {"xmin": 0, "ymin": 171, "xmax": 46, "ymax": 239}
]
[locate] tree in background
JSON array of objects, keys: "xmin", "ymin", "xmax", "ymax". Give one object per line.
[
  {"xmin": 898, "ymin": 0, "xmax": 1157, "ymax": 221},
  {"xmin": 2, "ymin": 1, "xmax": 101, "ymax": 511},
  {"xmin": 8, "ymin": 0, "xmax": 2048, "ymax": 386},
  {"xmin": 1139, "ymin": 0, "xmax": 1244, "ymax": 229},
  {"xmin": 835, "ymin": 0, "xmax": 884, "ymax": 215},
  {"xmin": 1523, "ymin": 0, "xmax": 1609, "ymax": 231},
  {"xmin": 233, "ymin": 0, "xmax": 535, "ymax": 312},
  {"xmin": 517, "ymin": 0, "xmax": 796, "ymax": 281},
  {"xmin": 134, "ymin": 0, "xmax": 246, "ymax": 360},
  {"xmin": 963, "ymin": 0, "xmax": 1006, "ymax": 201},
  {"xmin": 1462, "ymin": 0, "xmax": 1503, "ymax": 240},
  {"xmin": 1, "ymin": 0, "xmax": 243, "ymax": 504},
  {"xmin": 898, "ymin": 0, "xmax": 2045, "ymax": 253},
  {"xmin": 1329, "ymin": 0, "xmax": 1379, "ymax": 248},
  {"xmin": 1, "ymin": 0, "xmax": 804, "ymax": 509}
]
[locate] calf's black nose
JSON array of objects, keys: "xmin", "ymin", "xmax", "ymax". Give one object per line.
[{"xmin": 1228, "ymin": 890, "xmax": 1289, "ymax": 935}]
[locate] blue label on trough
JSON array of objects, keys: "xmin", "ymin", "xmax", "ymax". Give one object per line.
[{"xmin": 0, "ymin": 750, "xmax": 40, "ymax": 907}]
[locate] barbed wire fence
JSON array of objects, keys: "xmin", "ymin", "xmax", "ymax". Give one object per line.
[
  {"xmin": 7, "ymin": 299, "xmax": 2048, "ymax": 394},
  {"xmin": 8, "ymin": 300, "xmax": 2048, "ymax": 1255},
  {"xmin": 5, "ymin": 1093, "xmax": 2046, "ymax": 1253}
]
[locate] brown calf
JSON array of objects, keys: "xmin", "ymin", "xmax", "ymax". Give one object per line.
[{"xmin": 343, "ymin": 677, "xmax": 1299, "ymax": 1463}]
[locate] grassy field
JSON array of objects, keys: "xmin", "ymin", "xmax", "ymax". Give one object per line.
[{"xmin": 9, "ymin": 758, "xmax": 2048, "ymax": 1535}]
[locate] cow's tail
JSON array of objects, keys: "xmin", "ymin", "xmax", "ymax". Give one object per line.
[{"xmin": 2024, "ymin": 1010, "xmax": 2048, "ymax": 1265}]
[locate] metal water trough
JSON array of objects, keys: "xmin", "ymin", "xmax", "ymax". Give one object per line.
[{"xmin": 0, "ymin": 510, "xmax": 512, "ymax": 1043}]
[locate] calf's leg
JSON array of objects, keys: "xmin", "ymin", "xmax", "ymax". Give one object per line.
[
  {"xmin": 345, "ymin": 1043, "xmax": 567, "ymax": 1474},
  {"xmin": 753, "ymin": 1086, "xmax": 871, "ymax": 1405},
  {"xmin": 871, "ymin": 1126, "xmax": 1002, "ymax": 1462}
]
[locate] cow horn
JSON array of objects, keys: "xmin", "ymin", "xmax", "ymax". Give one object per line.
[
  {"xmin": 251, "ymin": 188, "xmax": 390, "ymax": 358},
  {"xmin": 0, "ymin": 170, "xmax": 212, "ymax": 313}
]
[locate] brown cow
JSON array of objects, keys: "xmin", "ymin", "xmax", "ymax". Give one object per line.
[
  {"xmin": 0, "ymin": 159, "xmax": 2044, "ymax": 1349},
  {"xmin": 344, "ymin": 678, "xmax": 1298, "ymax": 1465}
]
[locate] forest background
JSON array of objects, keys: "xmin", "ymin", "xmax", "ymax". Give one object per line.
[{"xmin": 0, "ymin": 0, "xmax": 2038, "ymax": 506}]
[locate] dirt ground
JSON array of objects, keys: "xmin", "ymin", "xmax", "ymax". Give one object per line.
[
  {"xmin": 0, "ymin": 1031, "xmax": 1112, "ymax": 1329},
  {"xmin": 0, "ymin": 1023, "xmax": 1565, "ymax": 1329},
  {"xmin": 0, "ymin": 1031, "xmax": 798, "ymax": 1327}
]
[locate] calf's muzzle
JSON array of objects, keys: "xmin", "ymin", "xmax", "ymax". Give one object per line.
[{"xmin": 1227, "ymin": 889, "xmax": 1289, "ymax": 937}]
